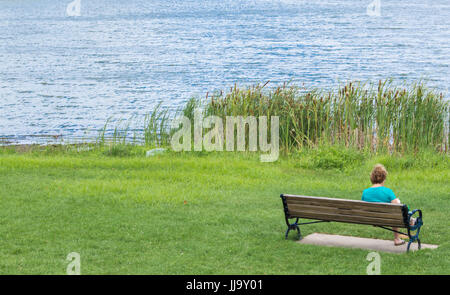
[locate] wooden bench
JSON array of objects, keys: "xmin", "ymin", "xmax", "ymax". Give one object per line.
[{"xmin": 280, "ymin": 194, "xmax": 423, "ymax": 252}]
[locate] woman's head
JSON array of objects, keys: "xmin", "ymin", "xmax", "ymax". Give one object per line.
[{"xmin": 370, "ymin": 164, "xmax": 388, "ymax": 184}]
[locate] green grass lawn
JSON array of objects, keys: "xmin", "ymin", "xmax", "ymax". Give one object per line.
[{"xmin": 0, "ymin": 148, "xmax": 449, "ymax": 274}]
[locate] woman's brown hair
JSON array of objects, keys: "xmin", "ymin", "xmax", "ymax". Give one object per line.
[{"xmin": 370, "ymin": 164, "xmax": 388, "ymax": 184}]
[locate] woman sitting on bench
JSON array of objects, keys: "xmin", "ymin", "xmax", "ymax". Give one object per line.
[{"xmin": 362, "ymin": 164, "xmax": 414, "ymax": 246}]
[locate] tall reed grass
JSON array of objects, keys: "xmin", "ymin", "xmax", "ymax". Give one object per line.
[
  {"xmin": 96, "ymin": 103, "xmax": 173, "ymax": 149},
  {"xmin": 201, "ymin": 79, "xmax": 449, "ymax": 154},
  {"xmin": 97, "ymin": 79, "xmax": 449, "ymax": 155}
]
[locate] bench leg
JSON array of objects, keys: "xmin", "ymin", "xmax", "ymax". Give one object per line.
[
  {"xmin": 406, "ymin": 210, "xmax": 423, "ymax": 253},
  {"xmin": 285, "ymin": 218, "xmax": 301, "ymax": 240},
  {"xmin": 284, "ymin": 228, "xmax": 290, "ymax": 240},
  {"xmin": 296, "ymin": 225, "xmax": 301, "ymax": 240},
  {"xmin": 406, "ymin": 240, "xmax": 412, "ymax": 252}
]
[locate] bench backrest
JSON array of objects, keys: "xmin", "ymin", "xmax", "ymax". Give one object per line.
[{"xmin": 281, "ymin": 194, "xmax": 409, "ymax": 228}]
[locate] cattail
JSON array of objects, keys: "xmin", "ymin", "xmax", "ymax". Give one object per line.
[{"xmin": 171, "ymin": 80, "xmax": 448, "ymax": 154}]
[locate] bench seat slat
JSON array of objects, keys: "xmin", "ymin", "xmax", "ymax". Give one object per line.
[
  {"xmin": 287, "ymin": 203, "xmax": 404, "ymax": 221},
  {"xmin": 287, "ymin": 209, "xmax": 407, "ymax": 228},
  {"xmin": 285, "ymin": 195, "xmax": 403, "ymax": 213}
]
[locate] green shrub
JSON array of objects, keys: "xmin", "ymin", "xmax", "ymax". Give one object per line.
[
  {"xmin": 310, "ymin": 146, "xmax": 366, "ymax": 170},
  {"xmin": 375, "ymin": 150, "xmax": 449, "ymax": 170}
]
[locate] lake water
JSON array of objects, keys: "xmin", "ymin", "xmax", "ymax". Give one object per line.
[{"xmin": 1, "ymin": 0, "xmax": 449, "ymax": 144}]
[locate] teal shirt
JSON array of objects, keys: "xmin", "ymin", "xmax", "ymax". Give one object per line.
[{"xmin": 362, "ymin": 186, "xmax": 397, "ymax": 203}]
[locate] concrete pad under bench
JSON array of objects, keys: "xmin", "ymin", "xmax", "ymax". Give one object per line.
[{"xmin": 297, "ymin": 233, "xmax": 438, "ymax": 254}]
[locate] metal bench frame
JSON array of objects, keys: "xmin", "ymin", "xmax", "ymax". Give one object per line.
[{"xmin": 280, "ymin": 194, "xmax": 423, "ymax": 252}]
